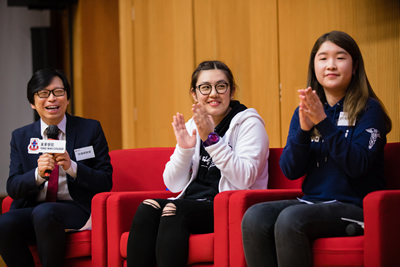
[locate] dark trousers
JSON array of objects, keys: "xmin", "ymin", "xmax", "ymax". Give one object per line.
[
  {"xmin": 127, "ymin": 198, "xmax": 214, "ymax": 267},
  {"xmin": 0, "ymin": 201, "xmax": 89, "ymax": 267},
  {"xmin": 241, "ymin": 200, "xmax": 363, "ymax": 267}
]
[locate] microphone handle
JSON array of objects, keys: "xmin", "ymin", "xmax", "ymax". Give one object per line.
[{"xmin": 43, "ymin": 137, "xmax": 57, "ymax": 179}]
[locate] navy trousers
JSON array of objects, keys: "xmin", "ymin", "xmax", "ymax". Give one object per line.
[{"xmin": 0, "ymin": 201, "xmax": 89, "ymax": 267}]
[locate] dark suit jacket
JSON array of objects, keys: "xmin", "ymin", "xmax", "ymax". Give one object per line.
[{"xmin": 7, "ymin": 113, "xmax": 113, "ymax": 214}]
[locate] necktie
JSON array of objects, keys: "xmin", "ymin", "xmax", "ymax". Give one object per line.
[
  {"xmin": 45, "ymin": 130, "xmax": 59, "ymax": 202},
  {"xmin": 46, "ymin": 164, "xmax": 59, "ymax": 202}
]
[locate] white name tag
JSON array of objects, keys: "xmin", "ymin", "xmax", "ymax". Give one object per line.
[
  {"xmin": 28, "ymin": 138, "xmax": 66, "ymax": 154},
  {"xmin": 337, "ymin": 112, "xmax": 355, "ymax": 126},
  {"xmin": 74, "ymin": 146, "xmax": 95, "ymax": 161}
]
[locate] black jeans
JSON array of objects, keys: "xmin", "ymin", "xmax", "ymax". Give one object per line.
[
  {"xmin": 127, "ymin": 198, "xmax": 214, "ymax": 267},
  {"xmin": 241, "ymin": 199, "xmax": 363, "ymax": 267},
  {"xmin": 0, "ymin": 201, "xmax": 89, "ymax": 267}
]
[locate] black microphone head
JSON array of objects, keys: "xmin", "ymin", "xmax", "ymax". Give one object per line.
[
  {"xmin": 47, "ymin": 125, "xmax": 59, "ymax": 139},
  {"xmin": 346, "ymin": 223, "xmax": 364, "ymax": 236}
]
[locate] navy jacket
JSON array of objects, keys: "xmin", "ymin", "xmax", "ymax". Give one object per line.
[
  {"xmin": 280, "ymin": 98, "xmax": 387, "ymax": 207},
  {"xmin": 7, "ymin": 113, "xmax": 113, "ymax": 214}
]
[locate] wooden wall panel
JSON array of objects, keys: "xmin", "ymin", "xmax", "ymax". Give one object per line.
[
  {"xmin": 75, "ymin": 0, "xmax": 398, "ymax": 150},
  {"xmin": 119, "ymin": 0, "xmax": 136, "ymax": 149},
  {"xmin": 278, "ymin": 0, "xmax": 400, "ymax": 145},
  {"xmin": 193, "ymin": 0, "xmax": 281, "ymax": 147},
  {"xmin": 120, "ymin": 0, "xmax": 195, "ymax": 148},
  {"xmin": 74, "ymin": 0, "xmax": 122, "ymax": 151},
  {"xmin": 73, "ymin": 3, "xmax": 83, "ymax": 118}
]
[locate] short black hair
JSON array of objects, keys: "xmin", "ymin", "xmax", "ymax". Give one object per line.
[{"xmin": 27, "ymin": 68, "xmax": 71, "ymax": 105}]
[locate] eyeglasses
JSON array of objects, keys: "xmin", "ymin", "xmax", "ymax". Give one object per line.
[
  {"xmin": 36, "ymin": 88, "xmax": 66, "ymax": 98},
  {"xmin": 196, "ymin": 83, "xmax": 229, "ymax": 95}
]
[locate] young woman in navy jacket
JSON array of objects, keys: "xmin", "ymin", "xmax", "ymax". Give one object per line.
[{"xmin": 242, "ymin": 31, "xmax": 392, "ymax": 267}]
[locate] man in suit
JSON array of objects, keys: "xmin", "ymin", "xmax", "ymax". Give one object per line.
[{"xmin": 0, "ymin": 68, "xmax": 113, "ymax": 266}]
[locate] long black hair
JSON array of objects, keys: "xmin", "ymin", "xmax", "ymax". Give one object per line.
[{"xmin": 306, "ymin": 31, "xmax": 391, "ymax": 133}]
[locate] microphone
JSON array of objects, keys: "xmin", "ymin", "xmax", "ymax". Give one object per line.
[
  {"xmin": 44, "ymin": 125, "xmax": 59, "ymax": 179},
  {"xmin": 346, "ymin": 223, "xmax": 364, "ymax": 236}
]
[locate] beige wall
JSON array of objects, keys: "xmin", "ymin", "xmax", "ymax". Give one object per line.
[{"xmin": 73, "ymin": 0, "xmax": 399, "ymax": 149}]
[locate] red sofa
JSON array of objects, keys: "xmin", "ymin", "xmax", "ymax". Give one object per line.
[
  {"xmin": 2, "ymin": 196, "xmax": 94, "ymax": 267},
  {"xmin": 102, "ymin": 147, "xmax": 241, "ymax": 267},
  {"xmin": 92, "ymin": 147, "xmax": 178, "ymax": 267},
  {"xmin": 1, "ymin": 147, "xmax": 177, "ymax": 267},
  {"xmin": 227, "ymin": 142, "xmax": 400, "ymax": 267},
  {"xmin": 104, "ymin": 147, "xmax": 305, "ymax": 267}
]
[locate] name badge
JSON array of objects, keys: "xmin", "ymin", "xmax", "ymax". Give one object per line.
[
  {"xmin": 74, "ymin": 146, "xmax": 95, "ymax": 161},
  {"xmin": 28, "ymin": 138, "xmax": 66, "ymax": 154},
  {"xmin": 337, "ymin": 112, "xmax": 355, "ymax": 126}
]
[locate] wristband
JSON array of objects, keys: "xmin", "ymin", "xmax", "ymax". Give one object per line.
[{"xmin": 203, "ymin": 132, "xmax": 220, "ymax": 147}]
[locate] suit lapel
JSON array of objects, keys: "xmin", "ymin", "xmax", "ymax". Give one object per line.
[
  {"xmin": 33, "ymin": 119, "xmax": 41, "ymax": 136},
  {"xmin": 66, "ymin": 114, "xmax": 77, "ymax": 161},
  {"xmin": 31, "ymin": 120, "xmax": 41, "ymax": 163}
]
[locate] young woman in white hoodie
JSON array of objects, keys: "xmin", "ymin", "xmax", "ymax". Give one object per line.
[{"xmin": 127, "ymin": 60, "xmax": 269, "ymax": 267}]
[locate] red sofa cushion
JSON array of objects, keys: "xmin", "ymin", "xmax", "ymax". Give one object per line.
[
  {"xmin": 64, "ymin": 230, "xmax": 92, "ymax": 259},
  {"xmin": 30, "ymin": 230, "xmax": 91, "ymax": 264},
  {"xmin": 312, "ymin": 236, "xmax": 364, "ymax": 267},
  {"xmin": 187, "ymin": 233, "xmax": 214, "ymax": 264},
  {"xmin": 120, "ymin": 232, "xmax": 129, "ymax": 258}
]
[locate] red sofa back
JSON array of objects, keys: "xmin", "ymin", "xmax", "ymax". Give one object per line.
[
  {"xmin": 267, "ymin": 148, "xmax": 304, "ymax": 190},
  {"xmin": 109, "ymin": 147, "xmax": 175, "ymax": 192},
  {"xmin": 384, "ymin": 142, "xmax": 400, "ymax": 189},
  {"xmin": 267, "ymin": 142, "xmax": 400, "ymax": 191}
]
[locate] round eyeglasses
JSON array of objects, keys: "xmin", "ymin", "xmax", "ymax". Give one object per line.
[
  {"xmin": 36, "ymin": 88, "xmax": 66, "ymax": 98},
  {"xmin": 196, "ymin": 83, "xmax": 229, "ymax": 95}
]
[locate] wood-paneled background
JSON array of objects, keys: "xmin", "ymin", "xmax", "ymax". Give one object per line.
[{"xmin": 71, "ymin": 0, "xmax": 399, "ymax": 150}]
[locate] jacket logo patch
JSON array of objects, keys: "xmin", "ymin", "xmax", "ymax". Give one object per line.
[
  {"xmin": 365, "ymin": 128, "xmax": 380, "ymax": 149},
  {"xmin": 311, "ymin": 136, "xmax": 320, "ymax": 142}
]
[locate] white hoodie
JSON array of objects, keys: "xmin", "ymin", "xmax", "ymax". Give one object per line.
[{"xmin": 163, "ymin": 108, "xmax": 269, "ymax": 199}]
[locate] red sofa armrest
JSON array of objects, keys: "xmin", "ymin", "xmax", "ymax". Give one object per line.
[
  {"xmin": 228, "ymin": 189, "xmax": 303, "ymax": 267},
  {"xmin": 106, "ymin": 191, "xmax": 178, "ymax": 267},
  {"xmin": 364, "ymin": 190, "xmax": 400, "ymax": 267},
  {"xmin": 108, "ymin": 190, "xmax": 237, "ymax": 267},
  {"xmin": 2, "ymin": 196, "xmax": 13, "ymax": 214},
  {"xmin": 214, "ymin": 190, "xmax": 240, "ymax": 267},
  {"xmin": 91, "ymin": 192, "xmax": 117, "ymax": 267}
]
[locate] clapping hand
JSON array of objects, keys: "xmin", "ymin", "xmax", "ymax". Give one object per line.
[
  {"xmin": 192, "ymin": 103, "xmax": 214, "ymax": 141},
  {"xmin": 298, "ymin": 87, "xmax": 326, "ymax": 131},
  {"xmin": 172, "ymin": 113, "xmax": 196, "ymax": 149}
]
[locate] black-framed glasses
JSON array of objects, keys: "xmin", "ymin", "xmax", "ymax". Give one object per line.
[
  {"xmin": 36, "ymin": 88, "xmax": 66, "ymax": 98},
  {"xmin": 196, "ymin": 83, "xmax": 229, "ymax": 95}
]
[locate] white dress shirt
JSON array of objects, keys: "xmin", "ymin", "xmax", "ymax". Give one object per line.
[{"xmin": 35, "ymin": 115, "xmax": 76, "ymax": 202}]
